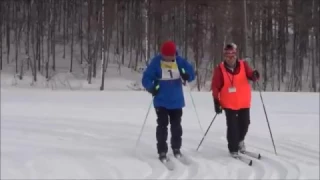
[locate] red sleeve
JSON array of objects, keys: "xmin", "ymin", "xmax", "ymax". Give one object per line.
[
  {"xmin": 243, "ymin": 60, "xmax": 259, "ymax": 81},
  {"xmin": 211, "ymin": 65, "xmax": 223, "ymax": 100}
]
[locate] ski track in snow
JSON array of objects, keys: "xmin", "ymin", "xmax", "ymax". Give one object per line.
[{"xmin": 1, "ymin": 90, "xmax": 319, "ymax": 179}]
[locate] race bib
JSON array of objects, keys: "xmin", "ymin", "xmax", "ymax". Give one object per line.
[{"xmin": 160, "ymin": 61, "xmax": 180, "ymax": 80}]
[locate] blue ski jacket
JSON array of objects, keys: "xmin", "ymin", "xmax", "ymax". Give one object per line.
[{"xmin": 142, "ymin": 54, "xmax": 195, "ymax": 109}]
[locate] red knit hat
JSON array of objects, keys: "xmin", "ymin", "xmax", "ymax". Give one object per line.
[{"xmin": 161, "ymin": 40, "xmax": 176, "ymax": 56}]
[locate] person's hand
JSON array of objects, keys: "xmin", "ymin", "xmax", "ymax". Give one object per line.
[
  {"xmin": 214, "ymin": 99, "xmax": 222, "ymax": 114},
  {"xmin": 147, "ymin": 84, "xmax": 159, "ymax": 96},
  {"xmin": 252, "ymin": 70, "xmax": 260, "ymax": 81}
]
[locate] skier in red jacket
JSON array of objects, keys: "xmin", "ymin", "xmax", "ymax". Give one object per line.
[{"xmin": 211, "ymin": 43, "xmax": 260, "ymax": 158}]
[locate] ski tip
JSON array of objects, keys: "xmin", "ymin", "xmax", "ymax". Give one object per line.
[
  {"xmin": 258, "ymin": 154, "xmax": 261, "ymax": 159},
  {"xmin": 160, "ymin": 158, "xmax": 169, "ymax": 163},
  {"xmin": 160, "ymin": 160, "xmax": 175, "ymax": 170}
]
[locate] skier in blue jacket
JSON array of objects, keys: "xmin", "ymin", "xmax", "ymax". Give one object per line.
[{"xmin": 142, "ymin": 40, "xmax": 196, "ymax": 161}]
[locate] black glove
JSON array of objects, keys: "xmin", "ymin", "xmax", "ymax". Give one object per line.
[
  {"xmin": 147, "ymin": 84, "xmax": 160, "ymax": 96},
  {"xmin": 180, "ymin": 68, "xmax": 189, "ymax": 86},
  {"xmin": 252, "ymin": 70, "xmax": 260, "ymax": 80},
  {"xmin": 181, "ymin": 73, "xmax": 189, "ymax": 82},
  {"xmin": 214, "ymin": 98, "xmax": 222, "ymax": 114}
]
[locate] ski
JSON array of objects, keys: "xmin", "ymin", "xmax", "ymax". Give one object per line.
[
  {"xmin": 232, "ymin": 155, "xmax": 253, "ymax": 166},
  {"xmin": 160, "ymin": 157, "xmax": 175, "ymax": 170},
  {"xmin": 241, "ymin": 151, "xmax": 261, "ymax": 160},
  {"xmin": 174, "ymin": 154, "xmax": 191, "ymax": 165}
]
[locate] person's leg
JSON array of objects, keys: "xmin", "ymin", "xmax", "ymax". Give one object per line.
[
  {"xmin": 238, "ymin": 108, "xmax": 250, "ymax": 153},
  {"xmin": 225, "ymin": 108, "xmax": 240, "ymax": 155},
  {"xmin": 168, "ymin": 108, "xmax": 183, "ymax": 156},
  {"xmin": 155, "ymin": 107, "xmax": 170, "ymax": 158}
]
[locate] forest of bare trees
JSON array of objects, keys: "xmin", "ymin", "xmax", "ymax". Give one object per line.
[{"xmin": 0, "ymin": 0, "xmax": 319, "ymax": 92}]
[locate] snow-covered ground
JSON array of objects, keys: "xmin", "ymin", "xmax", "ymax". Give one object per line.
[{"xmin": 1, "ymin": 86, "xmax": 319, "ymax": 179}]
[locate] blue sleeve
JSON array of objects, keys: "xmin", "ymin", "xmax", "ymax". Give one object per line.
[
  {"xmin": 142, "ymin": 57, "xmax": 158, "ymax": 90},
  {"xmin": 178, "ymin": 57, "xmax": 196, "ymax": 82}
]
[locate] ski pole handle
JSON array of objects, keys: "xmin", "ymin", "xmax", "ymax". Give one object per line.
[{"xmin": 181, "ymin": 68, "xmax": 186, "ymax": 86}]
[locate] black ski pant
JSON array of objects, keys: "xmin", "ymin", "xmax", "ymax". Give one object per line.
[
  {"xmin": 224, "ymin": 108, "xmax": 250, "ymax": 153},
  {"xmin": 155, "ymin": 107, "xmax": 183, "ymax": 154}
]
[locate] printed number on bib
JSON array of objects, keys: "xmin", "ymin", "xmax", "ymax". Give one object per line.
[{"xmin": 161, "ymin": 61, "xmax": 180, "ymax": 80}]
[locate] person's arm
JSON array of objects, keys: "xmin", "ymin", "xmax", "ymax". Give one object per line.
[
  {"xmin": 142, "ymin": 57, "xmax": 159, "ymax": 92},
  {"xmin": 211, "ymin": 65, "xmax": 223, "ymax": 100},
  {"xmin": 178, "ymin": 57, "xmax": 196, "ymax": 82},
  {"xmin": 211, "ymin": 65, "xmax": 224, "ymax": 114},
  {"xmin": 243, "ymin": 60, "xmax": 260, "ymax": 81}
]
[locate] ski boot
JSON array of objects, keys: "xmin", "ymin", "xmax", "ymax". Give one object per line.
[
  {"xmin": 230, "ymin": 151, "xmax": 240, "ymax": 158},
  {"xmin": 159, "ymin": 152, "xmax": 168, "ymax": 162},
  {"xmin": 239, "ymin": 140, "xmax": 246, "ymax": 154},
  {"xmin": 173, "ymin": 149, "xmax": 182, "ymax": 158}
]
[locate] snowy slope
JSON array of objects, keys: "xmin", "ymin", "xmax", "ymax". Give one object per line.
[{"xmin": 1, "ymin": 88, "xmax": 319, "ymax": 179}]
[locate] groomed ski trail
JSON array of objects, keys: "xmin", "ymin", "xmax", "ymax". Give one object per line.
[{"xmin": 1, "ymin": 89, "xmax": 319, "ymax": 179}]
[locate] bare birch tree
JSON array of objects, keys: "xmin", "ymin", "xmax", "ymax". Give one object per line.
[{"xmin": 1, "ymin": 0, "xmax": 319, "ymax": 92}]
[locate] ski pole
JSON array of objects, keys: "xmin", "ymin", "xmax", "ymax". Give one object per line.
[
  {"xmin": 245, "ymin": 58, "xmax": 277, "ymax": 155},
  {"xmin": 256, "ymin": 82, "xmax": 277, "ymax": 155},
  {"xmin": 196, "ymin": 113, "xmax": 218, "ymax": 151},
  {"xmin": 181, "ymin": 68, "xmax": 204, "ymax": 134},
  {"xmin": 135, "ymin": 97, "xmax": 153, "ymax": 150},
  {"xmin": 187, "ymin": 83, "xmax": 204, "ymax": 133}
]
